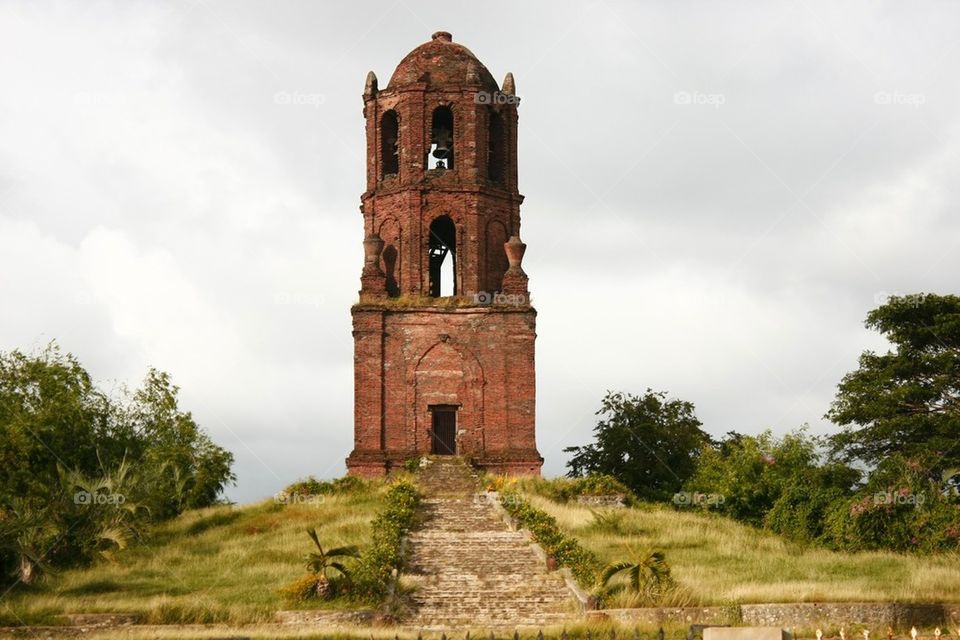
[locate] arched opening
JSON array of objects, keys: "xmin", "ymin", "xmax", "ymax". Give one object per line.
[
  {"xmin": 428, "ymin": 215, "xmax": 456, "ymax": 297},
  {"xmin": 427, "ymin": 106, "xmax": 454, "ymax": 170},
  {"xmin": 487, "ymin": 109, "xmax": 505, "ymax": 183},
  {"xmin": 381, "ymin": 110, "xmax": 399, "ymax": 176}
]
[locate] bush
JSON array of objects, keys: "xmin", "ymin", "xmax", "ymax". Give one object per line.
[
  {"xmin": 352, "ymin": 480, "xmax": 420, "ymax": 602},
  {"xmin": 283, "ymin": 475, "xmax": 369, "ymax": 497},
  {"xmin": 821, "ymin": 457, "xmax": 960, "ymax": 553},
  {"xmin": 517, "ymin": 475, "xmax": 633, "ymax": 505},
  {"xmin": 499, "ymin": 491, "xmax": 600, "ymax": 586},
  {"xmin": 279, "ymin": 573, "xmax": 323, "ymax": 602}
]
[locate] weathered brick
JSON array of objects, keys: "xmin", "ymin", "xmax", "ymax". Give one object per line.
[{"xmin": 346, "ymin": 32, "xmax": 541, "ymax": 476}]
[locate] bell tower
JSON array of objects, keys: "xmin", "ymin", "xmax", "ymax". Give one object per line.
[{"xmin": 346, "ymin": 31, "xmax": 542, "ymax": 476}]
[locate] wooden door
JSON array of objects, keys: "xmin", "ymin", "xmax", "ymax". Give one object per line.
[{"xmin": 430, "ymin": 406, "xmax": 457, "ymax": 455}]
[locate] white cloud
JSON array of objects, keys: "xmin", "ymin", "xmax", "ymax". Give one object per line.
[{"xmin": 1, "ymin": 0, "xmax": 959, "ymax": 500}]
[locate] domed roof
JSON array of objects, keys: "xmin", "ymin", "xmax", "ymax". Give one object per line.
[{"xmin": 386, "ymin": 31, "xmax": 500, "ymax": 92}]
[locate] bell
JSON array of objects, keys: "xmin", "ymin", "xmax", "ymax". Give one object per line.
[{"xmin": 432, "ymin": 127, "xmax": 452, "ymax": 159}]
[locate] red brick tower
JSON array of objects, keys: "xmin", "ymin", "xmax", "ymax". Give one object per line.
[{"xmin": 346, "ymin": 31, "xmax": 542, "ymax": 477}]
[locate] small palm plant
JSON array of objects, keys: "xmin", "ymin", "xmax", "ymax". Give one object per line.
[
  {"xmin": 600, "ymin": 547, "xmax": 673, "ymax": 605},
  {"xmin": 304, "ymin": 528, "xmax": 360, "ymax": 599}
]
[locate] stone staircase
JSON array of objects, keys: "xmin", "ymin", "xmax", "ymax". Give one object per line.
[{"xmin": 403, "ymin": 457, "xmax": 581, "ymax": 629}]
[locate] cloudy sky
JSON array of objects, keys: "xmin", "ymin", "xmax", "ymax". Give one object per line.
[{"xmin": 2, "ymin": 1, "xmax": 958, "ymax": 503}]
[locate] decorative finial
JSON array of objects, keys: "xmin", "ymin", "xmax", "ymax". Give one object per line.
[
  {"xmin": 364, "ymin": 71, "xmax": 378, "ymax": 98},
  {"xmin": 432, "ymin": 31, "xmax": 452, "ymax": 42},
  {"xmin": 502, "ymin": 72, "xmax": 516, "ymax": 96}
]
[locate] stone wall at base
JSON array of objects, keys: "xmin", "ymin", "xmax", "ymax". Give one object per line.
[{"xmin": 596, "ymin": 603, "xmax": 960, "ymax": 629}]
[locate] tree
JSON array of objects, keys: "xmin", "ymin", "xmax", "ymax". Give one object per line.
[
  {"xmin": 303, "ymin": 528, "xmax": 360, "ymax": 599},
  {"xmin": 0, "ymin": 343, "xmax": 235, "ymax": 584},
  {"xmin": 828, "ymin": 294, "xmax": 960, "ymax": 478},
  {"xmin": 564, "ymin": 390, "xmax": 710, "ymax": 501}
]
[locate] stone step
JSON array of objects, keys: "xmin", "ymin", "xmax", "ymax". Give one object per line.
[{"xmin": 403, "ymin": 457, "xmax": 580, "ymax": 628}]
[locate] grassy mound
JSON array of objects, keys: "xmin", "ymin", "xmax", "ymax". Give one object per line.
[
  {"xmin": 0, "ymin": 486, "xmax": 382, "ymax": 626},
  {"xmin": 517, "ymin": 482, "xmax": 960, "ymax": 606}
]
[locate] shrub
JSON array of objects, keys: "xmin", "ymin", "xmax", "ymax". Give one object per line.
[
  {"xmin": 283, "ymin": 475, "xmax": 369, "ymax": 497},
  {"xmin": 499, "ymin": 491, "xmax": 600, "ymax": 586},
  {"xmin": 352, "ymin": 480, "xmax": 420, "ymax": 602},
  {"xmin": 517, "ymin": 475, "xmax": 633, "ymax": 505},
  {"xmin": 821, "ymin": 457, "xmax": 960, "ymax": 553},
  {"xmin": 279, "ymin": 573, "xmax": 323, "ymax": 602}
]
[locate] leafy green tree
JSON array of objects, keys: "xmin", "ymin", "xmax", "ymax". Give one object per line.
[
  {"xmin": 126, "ymin": 370, "xmax": 236, "ymax": 519},
  {"xmin": 0, "ymin": 343, "xmax": 235, "ymax": 584},
  {"xmin": 564, "ymin": 390, "xmax": 710, "ymax": 501},
  {"xmin": 828, "ymin": 293, "xmax": 960, "ymax": 478}
]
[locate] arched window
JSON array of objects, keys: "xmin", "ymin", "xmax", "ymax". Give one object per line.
[
  {"xmin": 487, "ymin": 109, "xmax": 505, "ymax": 183},
  {"xmin": 427, "ymin": 106, "xmax": 454, "ymax": 170},
  {"xmin": 381, "ymin": 110, "xmax": 399, "ymax": 176},
  {"xmin": 428, "ymin": 215, "xmax": 456, "ymax": 297}
]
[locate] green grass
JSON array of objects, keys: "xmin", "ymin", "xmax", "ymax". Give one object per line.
[
  {"xmin": 0, "ymin": 488, "xmax": 384, "ymax": 626},
  {"xmin": 517, "ymin": 486, "xmax": 960, "ymax": 606}
]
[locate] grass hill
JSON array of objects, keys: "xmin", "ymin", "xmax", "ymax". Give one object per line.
[
  {"xmin": 516, "ymin": 483, "xmax": 960, "ymax": 606},
  {"xmin": 4, "ymin": 470, "xmax": 960, "ymax": 631},
  {"xmin": 0, "ymin": 486, "xmax": 382, "ymax": 626}
]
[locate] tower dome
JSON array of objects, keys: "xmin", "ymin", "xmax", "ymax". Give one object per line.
[{"xmin": 386, "ymin": 31, "xmax": 499, "ymax": 92}]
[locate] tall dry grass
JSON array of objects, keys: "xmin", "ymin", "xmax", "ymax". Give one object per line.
[
  {"xmin": 0, "ymin": 489, "xmax": 382, "ymax": 626},
  {"xmin": 522, "ymin": 492, "xmax": 960, "ymax": 605}
]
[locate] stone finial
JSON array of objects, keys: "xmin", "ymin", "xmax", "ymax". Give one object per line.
[
  {"xmin": 359, "ymin": 234, "xmax": 387, "ymax": 298},
  {"xmin": 364, "ymin": 71, "xmax": 378, "ymax": 98},
  {"xmin": 500, "ymin": 235, "xmax": 529, "ymax": 297},
  {"xmin": 432, "ymin": 31, "xmax": 452, "ymax": 43},
  {"xmin": 502, "ymin": 72, "xmax": 516, "ymax": 96}
]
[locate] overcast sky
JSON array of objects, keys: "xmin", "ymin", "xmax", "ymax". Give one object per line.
[{"xmin": 2, "ymin": 1, "xmax": 958, "ymax": 503}]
